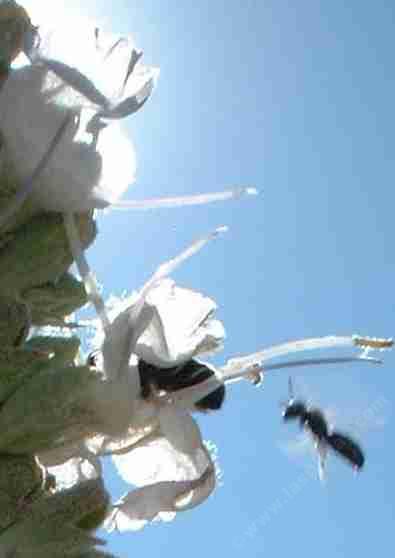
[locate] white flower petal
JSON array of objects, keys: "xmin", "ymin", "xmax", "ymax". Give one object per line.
[
  {"xmin": 0, "ymin": 66, "xmax": 136, "ymax": 212},
  {"xmin": 38, "ymin": 443, "xmax": 102, "ymax": 490},
  {"xmin": 136, "ymin": 279, "xmax": 225, "ymax": 366},
  {"xmin": 106, "ymin": 453, "xmax": 215, "ymax": 532},
  {"xmin": 158, "ymin": 408, "xmax": 202, "ymax": 456},
  {"xmin": 86, "ymin": 416, "xmax": 159, "ymax": 457},
  {"xmin": 105, "ymin": 481, "xmax": 192, "ymax": 531},
  {"xmin": 112, "ymin": 431, "xmax": 205, "ymax": 487},
  {"xmin": 102, "ymin": 303, "xmax": 154, "ymax": 381},
  {"xmin": 36, "ymin": 24, "xmax": 143, "ymax": 104}
]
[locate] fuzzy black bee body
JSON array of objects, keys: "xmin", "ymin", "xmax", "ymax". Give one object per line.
[{"xmin": 138, "ymin": 358, "xmax": 225, "ymax": 412}]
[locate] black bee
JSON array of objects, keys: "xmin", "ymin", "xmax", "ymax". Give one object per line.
[
  {"xmin": 138, "ymin": 358, "xmax": 226, "ymax": 412},
  {"xmin": 282, "ymin": 378, "xmax": 364, "ymax": 476}
]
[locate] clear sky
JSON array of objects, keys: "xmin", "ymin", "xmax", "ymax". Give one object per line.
[{"xmin": 21, "ymin": 1, "xmax": 395, "ymax": 557}]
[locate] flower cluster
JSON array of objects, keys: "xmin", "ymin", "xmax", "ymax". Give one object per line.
[{"xmin": 0, "ymin": 2, "xmax": 392, "ymax": 556}]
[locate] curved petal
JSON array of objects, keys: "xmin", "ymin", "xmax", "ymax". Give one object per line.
[
  {"xmin": 102, "ymin": 303, "xmax": 154, "ymax": 381},
  {"xmin": 38, "ymin": 443, "xmax": 102, "ymax": 490},
  {"xmin": 136, "ymin": 279, "xmax": 225, "ymax": 367},
  {"xmin": 86, "ymin": 416, "xmax": 160, "ymax": 457},
  {"xmin": 106, "ymin": 452, "xmax": 215, "ymax": 532},
  {"xmin": 104, "ymin": 481, "xmax": 193, "ymax": 531},
  {"xmin": 158, "ymin": 407, "xmax": 202, "ymax": 456},
  {"xmin": 0, "ymin": 65, "xmax": 136, "ymax": 213},
  {"xmin": 112, "ymin": 436, "xmax": 197, "ymax": 487},
  {"xmin": 34, "ymin": 23, "xmax": 150, "ymax": 104},
  {"xmin": 174, "ymin": 465, "xmax": 216, "ymax": 511},
  {"xmin": 39, "ymin": 57, "xmax": 110, "ymax": 109},
  {"xmin": 100, "ymin": 229, "xmax": 226, "ymax": 382},
  {"xmin": 101, "ymin": 68, "xmax": 159, "ymax": 119}
]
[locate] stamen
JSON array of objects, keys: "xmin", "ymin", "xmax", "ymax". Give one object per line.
[
  {"xmin": 151, "ymin": 334, "xmax": 379, "ymax": 408},
  {"xmin": 220, "ymin": 336, "xmax": 385, "ymax": 384},
  {"xmin": 220, "ymin": 336, "xmax": 359, "ymax": 380},
  {"xmin": 112, "ymin": 187, "xmax": 258, "ymax": 210},
  {"xmin": 139, "ymin": 226, "xmax": 227, "ymax": 300},
  {"xmin": 263, "ymin": 355, "xmax": 382, "ymax": 373}
]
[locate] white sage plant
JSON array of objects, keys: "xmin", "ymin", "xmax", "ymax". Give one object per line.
[{"xmin": 0, "ymin": 2, "xmax": 392, "ymax": 555}]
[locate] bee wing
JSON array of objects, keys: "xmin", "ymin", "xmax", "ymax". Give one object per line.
[
  {"xmin": 316, "ymin": 441, "xmax": 328, "ymax": 483},
  {"xmin": 288, "ymin": 376, "xmax": 294, "ymax": 402},
  {"xmin": 279, "ymin": 431, "xmax": 314, "ymax": 460}
]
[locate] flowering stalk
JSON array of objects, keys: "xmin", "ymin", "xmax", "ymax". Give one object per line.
[{"xmin": 0, "ymin": 4, "xmax": 392, "ymax": 549}]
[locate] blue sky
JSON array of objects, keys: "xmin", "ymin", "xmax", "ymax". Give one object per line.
[{"xmin": 23, "ymin": 1, "xmax": 395, "ymax": 556}]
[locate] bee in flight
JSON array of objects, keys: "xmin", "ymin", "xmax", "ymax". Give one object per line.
[{"xmin": 282, "ymin": 378, "xmax": 365, "ymax": 480}]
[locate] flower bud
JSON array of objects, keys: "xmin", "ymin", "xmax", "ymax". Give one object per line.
[
  {"xmin": 0, "ymin": 295, "xmax": 29, "ymax": 345},
  {"xmin": 0, "ymin": 364, "xmax": 102, "ymax": 454},
  {"xmin": 23, "ymin": 272, "xmax": 87, "ymax": 326},
  {"xmin": 0, "ymin": 212, "xmax": 96, "ymax": 295},
  {"xmin": 0, "ymin": 478, "xmax": 110, "ymax": 557},
  {"xmin": 0, "ymin": 454, "xmax": 45, "ymax": 530}
]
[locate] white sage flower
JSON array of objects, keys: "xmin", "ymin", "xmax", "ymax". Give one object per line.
[
  {"xmin": 0, "ymin": 19, "xmax": 256, "ymax": 225},
  {"xmin": 0, "ymin": 33, "xmax": 142, "ymax": 211},
  {"xmin": 40, "ymin": 221, "xmax": 392, "ymax": 531},
  {"xmin": 0, "ymin": 22, "xmax": 152, "ymax": 213},
  {"xmin": 134, "ymin": 279, "xmax": 225, "ymax": 368}
]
